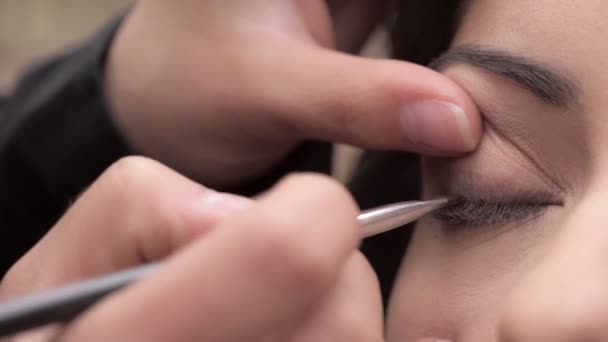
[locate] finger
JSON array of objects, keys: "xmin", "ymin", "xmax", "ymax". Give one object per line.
[
  {"xmin": 327, "ymin": 0, "xmax": 388, "ymax": 52},
  {"xmin": 59, "ymin": 174, "xmax": 361, "ymax": 342},
  {"xmin": 291, "ymin": 253, "xmax": 385, "ymax": 341},
  {"xmin": 0, "ymin": 157, "xmax": 251, "ymax": 298},
  {"xmin": 270, "ymin": 47, "xmax": 482, "ymax": 155}
]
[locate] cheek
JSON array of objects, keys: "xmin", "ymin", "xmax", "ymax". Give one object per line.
[
  {"xmin": 497, "ymin": 191, "xmax": 608, "ymax": 340},
  {"xmin": 386, "ymin": 213, "xmax": 558, "ymax": 341}
]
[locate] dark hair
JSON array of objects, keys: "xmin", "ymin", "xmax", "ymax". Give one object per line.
[
  {"xmin": 356, "ymin": 1, "xmax": 464, "ymax": 306},
  {"xmin": 390, "ymin": 0, "xmax": 463, "ymax": 64}
]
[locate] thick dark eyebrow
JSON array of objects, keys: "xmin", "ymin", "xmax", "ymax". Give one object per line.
[{"xmin": 430, "ymin": 44, "xmax": 579, "ymax": 109}]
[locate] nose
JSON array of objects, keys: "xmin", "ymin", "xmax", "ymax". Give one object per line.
[{"xmin": 499, "ymin": 195, "xmax": 608, "ymax": 341}]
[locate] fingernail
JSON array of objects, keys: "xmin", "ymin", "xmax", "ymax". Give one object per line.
[
  {"xmin": 400, "ymin": 100, "xmax": 476, "ymax": 152},
  {"xmin": 202, "ymin": 191, "xmax": 252, "ymax": 212}
]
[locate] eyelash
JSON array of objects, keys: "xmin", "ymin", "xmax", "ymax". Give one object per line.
[{"xmin": 433, "ymin": 197, "xmax": 549, "ymax": 227}]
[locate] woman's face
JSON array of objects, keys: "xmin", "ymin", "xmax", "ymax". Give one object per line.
[{"xmin": 387, "ymin": 1, "xmax": 608, "ymax": 341}]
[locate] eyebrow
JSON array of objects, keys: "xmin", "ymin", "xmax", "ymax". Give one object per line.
[{"xmin": 430, "ymin": 44, "xmax": 579, "ymax": 109}]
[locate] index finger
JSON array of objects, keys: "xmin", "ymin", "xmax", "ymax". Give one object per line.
[{"xmin": 58, "ymin": 174, "xmax": 361, "ymax": 342}]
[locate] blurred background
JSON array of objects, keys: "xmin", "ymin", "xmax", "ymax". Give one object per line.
[
  {"xmin": 0, "ymin": 0, "xmax": 131, "ymax": 91},
  {"xmin": 0, "ymin": 1, "xmax": 389, "ymax": 180}
]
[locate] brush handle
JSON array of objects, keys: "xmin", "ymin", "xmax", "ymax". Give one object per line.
[{"xmin": 0, "ymin": 263, "xmax": 158, "ymax": 337}]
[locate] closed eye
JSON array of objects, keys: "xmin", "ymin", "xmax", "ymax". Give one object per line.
[{"xmin": 433, "ymin": 196, "xmax": 554, "ymax": 227}]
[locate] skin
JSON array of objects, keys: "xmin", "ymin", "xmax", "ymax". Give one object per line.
[
  {"xmin": 1, "ymin": 158, "xmax": 384, "ymax": 341},
  {"xmin": 10, "ymin": 0, "xmax": 608, "ymax": 341},
  {"xmin": 106, "ymin": 0, "xmax": 482, "ymax": 187},
  {"xmin": 13, "ymin": 1, "xmax": 608, "ymax": 340},
  {"xmin": 387, "ymin": 0, "xmax": 608, "ymax": 341},
  {"xmin": 0, "ymin": 1, "xmax": 486, "ymax": 340}
]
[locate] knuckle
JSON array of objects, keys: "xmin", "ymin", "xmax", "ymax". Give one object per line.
[
  {"xmin": 102, "ymin": 157, "xmax": 165, "ymax": 202},
  {"xmin": 106, "ymin": 156, "xmax": 162, "ymax": 184},
  {"xmin": 100, "ymin": 156, "xmax": 175, "ymax": 229},
  {"xmin": 100, "ymin": 157, "xmax": 198, "ymax": 260}
]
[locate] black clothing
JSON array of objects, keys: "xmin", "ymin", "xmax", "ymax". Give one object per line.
[
  {"xmin": 0, "ymin": 21, "xmax": 129, "ymax": 273},
  {"xmin": 0, "ymin": 20, "xmax": 421, "ymax": 304}
]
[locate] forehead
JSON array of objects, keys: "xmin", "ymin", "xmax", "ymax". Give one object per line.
[{"xmin": 454, "ymin": 1, "xmax": 608, "ymax": 69}]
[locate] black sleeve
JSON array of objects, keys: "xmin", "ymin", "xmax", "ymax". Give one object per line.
[
  {"xmin": 0, "ymin": 19, "xmax": 332, "ymax": 275},
  {"xmin": 0, "ymin": 19, "xmax": 130, "ymax": 274}
]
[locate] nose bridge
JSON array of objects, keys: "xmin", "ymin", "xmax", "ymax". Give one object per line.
[{"xmin": 499, "ymin": 193, "xmax": 608, "ymax": 341}]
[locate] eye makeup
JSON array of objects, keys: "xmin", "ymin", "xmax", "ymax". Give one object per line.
[
  {"xmin": 421, "ymin": 113, "xmax": 568, "ymax": 229},
  {"xmin": 425, "ymin": 168, "xmax": 564, "ymax": 228},
  {"xmin": 433, "ymin": 196, "xmax": 549, "ymax": 227}
]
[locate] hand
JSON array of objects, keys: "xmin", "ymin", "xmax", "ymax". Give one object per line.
[
  {"xmin": 0, "ymin": 157, "xmax": 383, "ymax": 341},
  {"xmin": 105, "ymin": 0, "xmax": 482, "ymax": 187}
]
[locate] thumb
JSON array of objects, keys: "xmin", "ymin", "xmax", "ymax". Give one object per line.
[{"xmin": 279, "ymin": 48, "xmax": 482, "ymax": 155}]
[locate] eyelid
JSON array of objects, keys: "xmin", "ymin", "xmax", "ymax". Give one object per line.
[
  {"xmin": 436, "ymin": 169, "xmax": 564, "ymax": 207},
  {"xmin": 426, "ymin": 167, "xmax": 564, "ymax": 227},
  {"xmin": 480, "ymin": 111, "xmax": 570, "ymax": 196}
]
